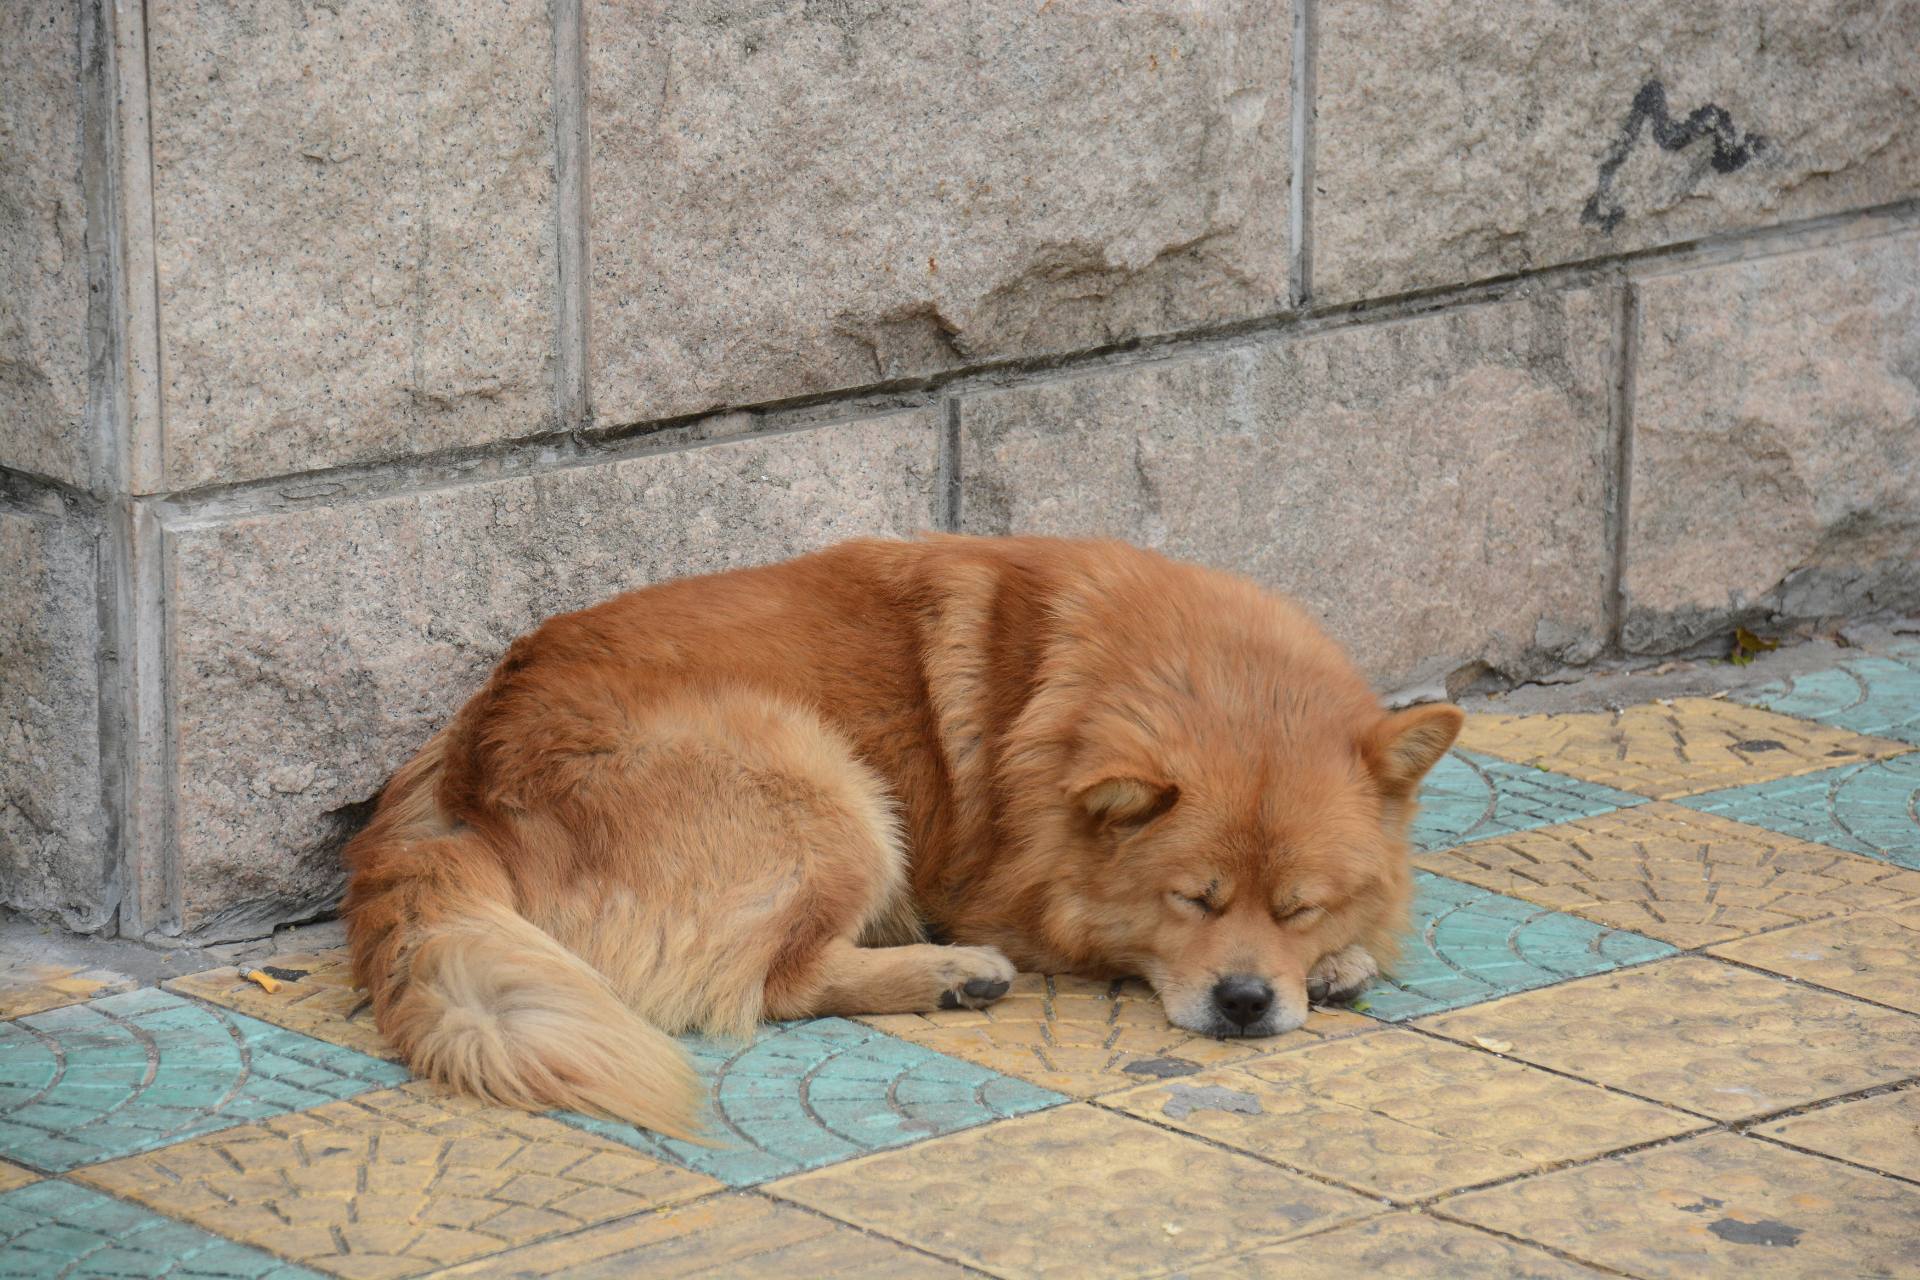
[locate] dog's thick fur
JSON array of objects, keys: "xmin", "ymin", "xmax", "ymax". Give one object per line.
[{"xmin": 343, "ymin": 536, "xmax": 1461, "ymax": 1137}]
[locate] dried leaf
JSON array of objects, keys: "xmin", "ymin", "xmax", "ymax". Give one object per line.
[{"xmin": 1474, "ymin": 1036, "xmax": 1514, "ymax": 1053}]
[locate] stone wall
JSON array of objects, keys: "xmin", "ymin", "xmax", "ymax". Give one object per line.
[{"xmin": 3, "ymin": 0, "xmax": 1917, "ymax": 941}]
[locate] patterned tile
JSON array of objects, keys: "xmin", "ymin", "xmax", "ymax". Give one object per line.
[
  {"xmin": 1441, "ymin": 1133, "xmax": 1920, "ymax": 1279},
  {"xmin": 1420, "ymin": 958, "xmax": 1919, "ymax": 1121},
  {"xmin": 1108, "ymin": 1029, "xmax": 1703, "ymax": 1202},
  {"xmin": 0, "ymin": 964, "xmax": 137, "ymax": 1019},
  {"xmin": 1739, "ymin": 652, "xmax": 1920, "ymax": 745},
  {"xmin": 770, "ymin": 1104, "xmax": 1376, "ymax": 1278},
  {"xmin": 565, "ymin": 1017, "xmax": 1061, "ymax": 1187},
  {"xmin": 0, "ymin": 1168, "xmax": 32, "ymax": 1196},
  {"xmin": 74, "ymin": 1082, "xmax": 720, "ymax": 1280},
  {"xmin": 1678, "ymin": 753, "xmax": 1920, "ymax": 871},
  {"xmin": 1709, "ymin": 900, "xmax": 1920, "ymax": 1013},
  {"xmin": 0, "ymin": 987, "xmax": 408, "ymax": 1172},
  {"xmin": 168, "ymin": 948, "xmax": 392, "ymax": 1058},
  {"xmin": 1754, "ymin": 1089, "xmax": 1920, "ymax": 1182},
  {"xmin": 437, "ymin": 1192, "xmax": 971, "ymax": 1278},
  {"xmin": 1182, "ymin": 1212, "xmax": 1611, "ymax": 1278},
  {"xmin": 859, "ymin": 973, "xmax": 1373, "ymax": 1098},
  {"xmin": 1415, "ymin": 803, "xmax": 1920, "ymax": 948},
  {"xmin": 1362, "ymin": 872, "xmax": 1674, "ymax": 1021},
  {"xmin": 1412, "ymin": 750, "xmax": 1646, "ymax": 852},
  {"xmin": 1459, "ymin": 699, "xmax": 1908, "ymax": 799},
  {"xmin": 0, "ymin": 1179, "xmax": 322, "ymax": 1279}
]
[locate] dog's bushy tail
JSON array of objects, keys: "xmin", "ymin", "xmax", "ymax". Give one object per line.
[
  {"xmin": 343, "ymin": 746, "xmax": 704, "ymax": 1140},
  {"xmin": 388, "ymin": 900, "xmax": 702, "ymax": 1139}
]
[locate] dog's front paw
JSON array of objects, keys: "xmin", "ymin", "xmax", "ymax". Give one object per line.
[
  {"xmin": 1306, "ymin": 944, "xmax": 1379, "ymax": 1006},
  {"xmin": 933, "ymin": 945, "xmax": 1017, "ymax": 1010}
]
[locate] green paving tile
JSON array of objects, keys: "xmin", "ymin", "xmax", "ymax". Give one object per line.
[
  {"xmin": 1412, "ymin": 750, "xmax": 1646, "ymax": 852},
  {"xmin": 1677, "ymin": 752, "xmax": 1920, "ymax": 870},
  {"xmin": 1361, "ymin": 872, "xmax": 1675, "ymax": 1021},
  {"xmin": 565, "ymin": 1017, "xmax": 1063, "ymax": 1186},
  {"xmin": 0, "ymin": 987, "xmax": 407, "ymax": 1172},
  {"xmin": 0, "ymin": 1180, "xmax": 322, "ymax": 1278},
  {"xmin": 1739, "ymin": 646, "xmax": 1920, "ymax": 745}
]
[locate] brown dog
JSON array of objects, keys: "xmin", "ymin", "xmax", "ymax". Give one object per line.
[{"xmin": 342, "ymin": 536, "xmax": 1461, "ymax": 1137}]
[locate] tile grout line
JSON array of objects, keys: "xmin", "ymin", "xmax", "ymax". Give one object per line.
[
  {"xmin": 1287, "ymin": 0, "xmax": 1316, "ymax": 309},
  {"xmin": 551, "ymin": 0, "xmax": 591, "ymax": 432},
  {"xmin": 762, "ymin": 1194, "xmax": 1004, "ymax": 1278},
  {"xmin": 3, "ymin": 196, "xmax": 1909, "ymax": 526}
]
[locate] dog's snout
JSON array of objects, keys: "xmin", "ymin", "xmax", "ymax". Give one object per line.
[{"xmin": 1210, "ymin": 975, "xmax": 1274, "ymax": 1028}]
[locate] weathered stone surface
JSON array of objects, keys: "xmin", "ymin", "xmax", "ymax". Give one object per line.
[
  {"xmin": 1623, "ymin": 232, "xmax": 1920, "ymax": 651},
  {"xmin": 146, "ymin": 0, "xmax": 556, "ymax": 490},
  {"xmin": 588, "ymin": 0, "xmax": 1289, "ymax": 426},
  {"xmin": 1315, "ymin": 0, "xmax": 1920, "ymax": 302},
  {"xmin": 0, "ymin": 501, "xmax": 108, "ymax": 931},
  {"xmin": 0, "ymin": 1, "xmax": 89, "ymax": 486},
  {"xmin": 163, "ymin": 412, "xmax": 937, "ymax": 939},
  {"xmin": 958, "ymin": 292, "xmax": 1614, "ymax": 686}
]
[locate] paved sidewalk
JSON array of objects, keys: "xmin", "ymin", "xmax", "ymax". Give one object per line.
[{"xmin": 2, "ymin": 642, "xmax": 1918, "ymax": 1277}]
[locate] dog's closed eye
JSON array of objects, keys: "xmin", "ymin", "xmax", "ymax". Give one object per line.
[
  {"xmin": 1273, "ymin": 902, "xmax": 1323, "ymax": 926},
  {"xmin": 1171, "ymin": 882, "xmax": 1221, "ymax": 915}
]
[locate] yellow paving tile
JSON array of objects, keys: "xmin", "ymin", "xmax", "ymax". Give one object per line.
[
  {"xmin": 1416, "ymin": 803, "xmax": 1920, "ymax": 948},
  {"xmin": 858, "ymin": 973, "xmax": 1376, "ymax": 1098},
  {"xmin": 166, "ymin": 947, "xmax": 392, "ymax": 1058},
  {"xmin": 0, "ymin": 1161, "xmax": 39, "ymax": 1192},
  {"xmin": 1420, "ymin": 957, "xmax": 1919, "ymax": 1122},
  {"xmin": 1106, "ymin": 1029, "xmax": 1706, "ymax": 1201},
  {"xmin": 1183, "ymin": 1212, "xmax": 1610, "ymax": 1278},
  {"xmin": 770, "ymin": 1104, "xmax": 1377, "ymax": 1279},
  {"xmin": 1441, "ymin": 1132, "xmax": 1920, "ymax": 1279},
  {"xmin": 437, "ymin": 1192, "xmax": 968, "ymax": 1277},
  {"xmin": 1460, "ymin": 699, "xmax": 1908, "ymax": 799},
  {"xmin": 74, "ymin": 1082, "xmax": 720, "ymax": 1280},
  {"xmin": 1754, "ymin": 1089, "xmax": 1920, "ymax": 1182},
  {"xmin": 1709, "ymin": 900, "xmax": 1920, "ymax": 1013},
  {"xmin": 0, "ymin": 963, "xmax": 137, "ymax": 1017}
]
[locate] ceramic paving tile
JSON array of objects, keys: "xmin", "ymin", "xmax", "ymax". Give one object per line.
[
  {"xmin": 437, "ymin": 1191, "xmax": 972, "ymax": 1278},
  {"xmin": 0, "ymin": 987, "xmax": 409, "ymax": 1172},
  {"xmin": 1441, "ymin": 1132, "xmax": 1920, "ymax": 1279},
  {"xmin": 0, "ymin": 964, "xmax": 137, "ymax": 1019},
  {"xmin": 75, "ymin": 1082, "xmax": 721, "ymax": 1280},
  {"xmin": 0, "ymin": 1167, "xmax": 32, "ymax": 1196},
  {"xmin": 1420, "ymin": 957, "xmax": 1919, "ymax": 1121},
  {"xmin": 858, "ymin": 973, "xmax": 1374, "ymax": 1098},
  {"xmin": 770, "ymin": 1104, "xmax": 1376, "ymax": 1279},
  {"xmin": 1182, "ymin": 1212, "xmax": 1610, "ymax": 1278},
  {"xmin": 1412, "ymin": 750, "xmax": 1647, "ymax": 852},
  {"xmin": 1362, "ymin": 872, "xmax": 1674, "ymax": 1021},
  {"xmin": 1458, "ymin": 699, "xmax": 1908, "ymax": 799},
  {"xmin": 0, "ymin": 1179, "xmax": 322, "ymax": 1279},
  {"xmin": 1677, "ymin": 753, "xmax": 1920, "ymax": 871},
  {"xmin": 1415, "ymin": 802, "xmax": 1920, "ymax": 948},
  {"xmin": 1753, "ymin": 1088, "xmax": 1920, "ymax": 1182},
  {"xmin": 167, "ymin": 947, "xmax": 392, "ymax": 1058},
  {"xmin": 1107, "ymin": 1029, "xmax": 1704, "ymax": 1202},
  {"xmin": 1739, "ymin": 652, "xmax": 1920, "ymax": 745},
  {"xmin": 563, "ymin": 1017, "xmax": 1062, "ymax": 1187},
  {"xmin": 1709, "ymin": 901, "xmax": 1920, "ymax": 1013}
]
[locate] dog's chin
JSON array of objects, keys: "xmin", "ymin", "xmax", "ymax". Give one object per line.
[{"xmin": 1160, "ymin": 999, "xmax": 1307, "ymax": 1041}]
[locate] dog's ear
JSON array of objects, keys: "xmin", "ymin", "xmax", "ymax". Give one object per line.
[
  {"xmin": 1069, "ymin": 774, "xmax": 1180, "ymax": 835},
  {"xmin": 1367, "ymin": 704, "xmax": 1465, "ymax": 795}
]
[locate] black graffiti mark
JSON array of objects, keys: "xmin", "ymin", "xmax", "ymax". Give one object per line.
[{"xmin": 1581, "ymin": 79, "xmax": 1767, "ymax": 233}]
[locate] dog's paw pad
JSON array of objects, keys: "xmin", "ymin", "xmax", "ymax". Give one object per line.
[{"xmin": 963, "ymin": 977, "xmax": 1010, "ymax": 1001}]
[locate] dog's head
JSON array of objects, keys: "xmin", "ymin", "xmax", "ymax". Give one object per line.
[
  {"xmin": 1053, "ymin": 701, "xmax": 1460, "ymax": 1037},
  {"xmin": 1013, "ymin": 556, "xmax": 1463, "ymax": 1039}
]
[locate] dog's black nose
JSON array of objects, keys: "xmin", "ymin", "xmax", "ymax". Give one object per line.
[{"xmin": 1211, "ymin": 975, "xmax": 1274, "ymax": 1027}]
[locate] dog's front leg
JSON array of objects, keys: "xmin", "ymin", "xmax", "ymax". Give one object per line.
[{"xmin": 1305, "ymin": 944, "xmax": 1379, "ymax": 1005}]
